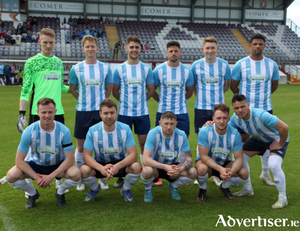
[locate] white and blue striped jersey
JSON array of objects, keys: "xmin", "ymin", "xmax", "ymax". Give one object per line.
[
  {"xmin": 84, "ymin": 121, "xmax": 136, "ymax": 163},
  {"xmin": 69, "ymin": 61, "xmax": 112, "ymax": 111},
  {"xmin": 19, "ymin": 121, "xmax": 74, "ymax": 166},
  {"xmin": 197, "ymin": 124, "xmax": 242, "ymax": 165},
  {"xmin": 231, "ymin": 56, "xmax": 280, "ymax": 111},
  {"xmin": 144, "ymin": 126, "xmax": 190, "ymax": 165},
  {"xmin": 113, "ymin": 62, "xmax": 154, "ymax": 116},
  {"xmin": 153, "ymin": 62, "xmax": 193, "ymax": 114},
  {"xmin": 192, "ymin": 58, "xmax": 231, "ymax": 110},
  {"xmin": 229, "ymin": 108, "xmax": 289, "ymax": 143}
]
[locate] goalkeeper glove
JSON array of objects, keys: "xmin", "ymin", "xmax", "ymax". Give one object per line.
[{"xmin": 17, "ymin": 111, "xmax": 28, "ymax": 133}]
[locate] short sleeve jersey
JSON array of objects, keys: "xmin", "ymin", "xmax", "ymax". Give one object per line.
[
  {"xmin": 231, "ymin": 56, "xmax": 280, "ymax": 111},
  {"xmin": 113, "ymin": 62, "xmax": 154, "ymax": 116},
  {"xmin": 153, "ymin": 62, "xmax": 194, "ymax": 114},
  {"xmin": 197, "ymin": 124, "xmax": 242, "ymax": 165},
  {"xmin": 192, "ymin": 58, "xmax": 231, "ymax": 110},
  {"xmin": 20, "ymin": 54, "xmax": 68, "ymax": 115},
  {"xmin": 19, "ymin": 121, "xmax": 74, "ymax": 166},
  {"xmin": 229, "ymin": 108, "xmax": 289, "ymax": 143},
  {"xmin": 144, "ymin": 126, "xmax": 190, "ymax": 165},
  {"xmin": 84, "ymin": 121, "xmax": 136, "ymax": 163},
  {"xmin": 69, "ymin": 61, "xmax": 112, "ymax": 111}
]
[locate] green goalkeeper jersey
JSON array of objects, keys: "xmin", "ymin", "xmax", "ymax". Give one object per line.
[{"xmin": 20, "ymin": 53, "xmax": 69, "ymax": 115}]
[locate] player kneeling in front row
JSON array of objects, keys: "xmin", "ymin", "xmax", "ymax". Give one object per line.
[
  {"xmin": 141, "ymin": 111, "xmax": 197, "ymax": 202},
  {"xmin": 80, "ymin": 99, "xmax": 141, "ymax": 202},
  {"xmin": 196, "ymin": 103, "xmax": 248, "ymax": 202},
  {"xmin": 6, "ymin": 98, "xmax": 81, "ymax": 209}
]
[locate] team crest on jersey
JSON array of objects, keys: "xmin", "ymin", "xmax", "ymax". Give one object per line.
[
  {"xmin": 227, "ymin": 141, "xmax": 231, "ymax": 147},
  {"xmin": 55, "ymin": 139, "xmax": 60, "ymax": 145},
  {"xmin": 181, "ymin": 73, "xmax": 184, "ymax": 78},
  {"xmin": 266, "ymin": 66, "xmax": 269, "ymax": 71},
  {"xmin": 117, "ymin": 137, "xmax": 122, "ymax": 143},
  {"xmin": 158, "ymin": 142, "xmax": 162, "ymax": 147},
  {"xmin": 141, "ymin": 70, "xmax": 145, "ymax": 76},
  {"xmin": 122, "ymin": 73, "xmax": 127, "ymax": 77},
  {"xmin": 254, "ymin": 124, "xmax": 259, "ymax": 130},
  {"xmin": 100, "ymin": 70, "xmax": 103, "ymax": 74},
  {"xmin": 246, "ymin": 67, "xmax": 251, "ymax": 71},
  {"xmin": 174, "ymin": 143, "xmax": 178, "ymax": 149},
  {"xmin": 98, "ymin": 140, "xmax": 103, "ymax": 144},
  {"xmin": 35, "ymin": 139, "xmax": 40, "ymax": 144},
  {"xmin": 212, "ymin": 140, "xmax": 216, "ymax": 144}
]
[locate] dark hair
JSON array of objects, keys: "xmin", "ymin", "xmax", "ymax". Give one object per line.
[
  {"xmin": 160, "ymin": 111, "xmax": 177, "ymax": 121},
  {"xmin": 166, "ymin": 40, "xmax": 180, "ymax": 49},
  {"xmin": 37, "ymin": 97, "xmax": 56, "ymax": 107},
  {"xmin": 250, "ymin": 33, "xmax": 265, "ymax": 43},
  {"xmin": 232, "ymin": 94, "xmax": 248, "ymax": 104},
  {"xmin": 100, "ymin": 98, "xmax": 117, "ymax": 111},
  {"xmin": 126, "ymin": 35, "xmax": 141, "ymax": 45},
  {"xmin": 213, "ymin": 103, "xmax": 230, "ymax": 115}
]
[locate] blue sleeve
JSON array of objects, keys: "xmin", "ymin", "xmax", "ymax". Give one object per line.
[
  {"xmin": 18, "ymin": 127, "xmax": 32, "ymax": 154},
  {"xmin": 186, "ymin": 69, "xmax": 194, "ymax": 87},
  {"xmin": 146, "ymin": 67, "xmax": 154, "ymax": 84},
  {"xmin": 62, "ymin": 128, "xmax": 74, "ymax": 152},
  {"xmin": 232, "ymin": 131, "xmax": 242, "ymax": 152},
  {"xmin": 69, "ymin": 66, "xmax": 78, "ymax": 85},
  {"xmin": 144, "ymin": 129, "xmax": 157, "ymax": 151},
  {"xmin": 197, "ymin": 127, "xmax": 209, "ymax": 147},
  {"xmin": 125, "ymin": 127, "xmax": 136, "ymax": 148},
  {"xmin": 228, "ymin": 116, "xmax": 238, "ymax": 129},
  {"xmin": 181, "ymin": 133, "xmax": 191, "ymax": 152},
  {"xmin": 153, "ymin": 68, "xmax": 160, "ymax": 86},
  {"xmin": 105, "ymin": 65, "xmax": 113, "ymax": 84},
  {"xmin": 191, "ymin": 62, "xmax": 197, "ymax": 81},
  {"xmin": 224, "ymin": 64, "xmax": 231, "ymax": 80},
  {"xmin": 83, "ymin": 128, "xmax": 95, "ymax": 151},
  {"xmin": 272, "ymin": 62, "xmax": 280, "ymax": 81},
  {"xmin": 260, "ymin": 111, "xmax": 279, "ymax": 128},
  {"xmin": 231, "ymin": 62, "xmax": 241, "ymax": 81},
  {"xmin": 112, "ymin": 68, "xmax": 120, "ymax": 85}
]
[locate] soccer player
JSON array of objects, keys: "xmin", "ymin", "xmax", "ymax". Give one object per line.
[
  {"xmin": 112, "ymin": 35, "xmax": 155, "ymax": 187},
  {"xmin": 195, "ymin": 103, "xmax": 248, "ymax": 202},
  {"xmin": 69, "ymin": 35, "xmax": 112, "ymax": 191},
  {"xmin": 229, "ymin": 94, "xmax": 289, "ymax": 209},
  {"xmin": 17, "ymin": 28, "xmax": 70, "ymax": 194},
  {"xmin": 191, "ymin": 36, "xmax": 231, "ymax": 186},
  {"xmin": 80, "ymin": 99, "xmax": 141, "ymax": 202},
  {"xmin": 6, "ymin": 98, "xmax": 80, "ymax": 209},
  {"xmin": 141, "ymin": 111, "xmax": 197, "ymax": 202},
  {"xmin": 230, "ymin": 33, "xmax": 280, "ymax": 186}
]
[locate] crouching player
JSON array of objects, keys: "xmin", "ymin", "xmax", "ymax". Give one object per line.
[
  {"xmin": 141, "ymin": 111, "xmax": 197, "ymax": 202},
  {"xmin": 196, "ymin": 103, "xmax": 248, "ymax": 202},
  {"xmin": 80, "ymin": 99, "xmax": 141, "ymax": 202},
  {"xmin": 6, "ymin": 98, "xmax": 80, "ymax": 209}
]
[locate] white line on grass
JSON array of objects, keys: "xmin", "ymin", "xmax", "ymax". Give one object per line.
[{"xmin": 0, "ymin": 202, "xmax": 16, "ymax": 231}]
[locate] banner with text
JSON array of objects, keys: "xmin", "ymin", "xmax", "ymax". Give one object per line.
[
  {"xmin": 0, "ymin": 13, "xmax": 20, "ymax": 21},
  {"xmin": 28, "ymin": 1, "xmax": 83, "ymax": 13},
  {"xmin": 245, "ymin": 9, "xmax": 284, "ymax": 21},
  {"xmin": 141, "ymin": 6, "xmax": 190, "ymax": 17}
]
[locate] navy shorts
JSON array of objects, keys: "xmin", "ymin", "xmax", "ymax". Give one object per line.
[
  {"xmin": 155, "ymin": 112, "xmax": 190, "ymax": 136},
  {"xmin": 27, "ymin": 160, "xmax": 63, "ymax": 179},
  {"xmin": 74, "ymin": 111, "xmax": 101, "ymax": 139},
  {"xmin": 118, "ymin": 114, "xmax": 150, "ymax": 135},
  {"xmin": 238, "ymin": 110, "xmax": 273, "ymax": 134},
  {"xmin": 194, "ymin": 109, "xmax": 213, "ymax": 134},
  {"xmin": 29, "ymin": 114, "xmax": 65, "ymax": 125},
  {"xmin": 93, "ymin": 160, "xmax": 127, "ymax": 178},
  {"xmin": 243, "ymin": 137, "xmax": 288, "ymax": 158},
  {"xmin": 154, "ymin": 162, "xmax": 179, "ymax": 183}
]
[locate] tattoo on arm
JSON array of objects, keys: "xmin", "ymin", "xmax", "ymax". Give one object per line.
[
  {"xmin": 183, "ymin": 150, "xmax": 192, "ymax": 158},
  {"xmin": 183, "ymin": 160, "xmax": 192, "ymax": 171},
  {"xmin": 204, "ymin": 157, "xmax": 210, "ymax": 163}
]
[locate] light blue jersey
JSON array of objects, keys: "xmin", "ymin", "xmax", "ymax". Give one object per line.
[
  {"xmin": 113, "ymin": 62, "xmax": 154, "ymax": 116},
  {"xmin": 153, "ymin": 62, "xmax": 193, "ymax": 114},
  {"xmin": 0, "ymin": 64, "xmax": 4, "ymax": 75},
  {"xmin": 229, "ymin": 108, "xmax": 289, "ymax": 143},
  {"xmin": 144, "ymin": 126, "xmax": 190, "ymax": 165},
  {"xmin": 192, "ymin": 58, "xmax": 231, "ymax": 110},
  {"xmin": 19, "ymin": 121, "xmax": 74, "ymax": 166},
  {"xmin": 84, "ymin": 121, "xmax": 136, "ymax": 163},
  {"xmin": 231, "ymin": 56, "xmax": 280, "ymax": 111},
  {"xmin": 69, "ymin": 61, "xmax": 112, "ymax": 111},
  {"xmin": 197, "ymin": 124, "xmax": 242, "ymax": 165}
]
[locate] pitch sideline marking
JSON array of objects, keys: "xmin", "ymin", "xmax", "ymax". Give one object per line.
[{"xmin": 0, "ymin": 202, "xmax": 16, "ymax": 231}]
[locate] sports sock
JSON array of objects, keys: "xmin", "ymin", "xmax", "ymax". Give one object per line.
[
  {"xmin": 196, "ymin": 173, "xmax": 208, "ymax": 189},
  {"xmin": 57, "ymin": 179, "xmax": 80, "ymax": 195},
  {"xmin": 75, "ymin": 149, "xmax": 84, "ymax": 168},
  {"xmin": 9, "ymin": 179, "xmax": 36, "ymax": 196},
  {"xmin": 261, "ymin": 150, "xmax": 270, "ymax": 175},
  {"xmin": 222, "ymin": 177, "xmax": 245, "ymax": 188},
  {"xmin": 269, "ymin": 155, "xmax": 286, "ymax": 200},
  {"xmin": 242, "ymin": 154, "xmax": 252, "ymax": 191},
  {"xmin": 25, "ymin": 178, "xmax": 33, "ymax": 187},
  {"xmin": 56, "ymin": 179, "xmax": 62, "ymax": 185},
  {"xmin": 123, "ymin": 173, "xmax": 140, "ymax": 190},
  {"xmin": 140, "ymin": 154, "xmax": 143, "ymax": 165},
  {"xmin": 81, "ymin": 176, "xmax": 98, "ymax": 191},
  {"xmin": 171, "ymin": 176, "xmax": 193, "ymax": 188},
  {"xmin": 140, "ymin": 175, "xmax": 154, "ymax": 191}
]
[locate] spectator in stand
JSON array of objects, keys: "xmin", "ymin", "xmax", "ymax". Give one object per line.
[
  {"xmin": 102, "ymin": 28, "xmax": 106, "ymax": 38},
  {"xmin": 140, "ymin": 42, "xmax": 144, "ymax": 53},
  {"xmin": 17, "ymin": 23, "xmax": 23, "ymax": 34},
  {"xmin": 89, "ymin": 28, "xmax": 93, "ymax": 36},
  {"xmin": 113, "ymin": 41, "xmax": 121, "ymax": 60},
  {"xmin": 1, "ymin": 31, "xmax": 6, "ymax": 37},
  {"xmin": 109, "ymin": 15, "xmax": 114, "ymax": 26},
  {"xmin": 71, "ymin": 32, "xmax": 76, "ymax": 41},
  {"xmin": 21, "ymin": 35, "xmax": 26, "ymax": 42},
  {"xmin": 97, "ymin": 28, "xmax": 102, "ymax": 38},
  {"xmin": 15, "ymin": 37, "xmax": 21, "ymax": 46},
  {"xmin": 65, "ymin": 31, "xmax": 71, "ymax": 44},
  {"xmin": 36, "ymin": 34, "xmax": 40, "ymax": 43},
  {"xmin": 79, "ymin": 31, "xmax": 84, "ymax": 40},
  {"xmin": 83, "ymin": 16, "xmax": 89, "ymax": 24},
  {"xmin": 0, "ymin": 36, "xmax": 5, "ymax": 45},
  {"xmin": 5, "ymin": 37, "xmax": 10, "ymax": 46},
  {"xmin": 99, "ymin": 16, "xmax": 103, "ymax": 23},
  {"xmin": 63, "ymin": 17, "xmax": 67, "ymax": 24},
  {"xmin": 65, "ymin": 23, "xmax": 70, "ymax": 30},
  {"xmin": 21, "ymin": 25, "xmax": 27, "ymax": 34},
  {"xmin": 12, "ymin": 26, "xmax": 17, "ymax": 34},
  {"xmin": 60, "ymin": 23, "xmax": 65, "ymax": 30},
  {"xmin": 10, "ymin": 37, "xmax": 16, "ymax": 46},
  {"xmin": 68, "ymin": 16, "xmax": 73, "ymax": 24},
  {"xmin": 4, "ymin": 63, "xmax": 12, "ymax": 86},
  {"xmin": 73, "ymin": 18, "xmax": 78, "ymax": 25},
  {"xmin": 25, "ymin": 33, "xmax": 32, "ymax": 43},
  {"xmin": 85, "ymin": 28, "xmax": 90, "ymax": 36},
  {"xmin": 27, "ymin": 16, "xmax": 33, "ymax": 25},
  {"xmin": 93, "ymin": 29, "xmax": 97, "ymax": 38},
  {"xmin": 26, "ymin": 22, "xmax": 33, "ymax": 32},
  {"xmin": 78, "ymin": 16, "xmax": 83, "ymax": 24},
  {"xmin": 115, "ymin": 17, "xmax": 120, "ymax": 24},
  {"xmin": 76, "ymin": 30, "xmax": 80, "ymax": 38},
  {"xmin": 105, "ymin": 16, "xmax": 109, "ymax": 26},
  {"xmin": 32, "ymin": 17, "xmax": 38, "ymax": 26},
  {"xmin": 144, "ymin": 41, "xmax": 151, "ymax": 50},
  {"xmin": 0, "ymin": 19, "xmax": 3, "ymax": 28}
]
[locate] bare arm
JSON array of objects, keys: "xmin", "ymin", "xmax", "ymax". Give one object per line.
[
  {"xmin": 224, "ymin": 79, "xmax": 230, "ymax": 93},
  {"xmin": 19, "ymin": 100, "xmax": 27, "ymax": 111},
  {"xmin": 185, "ymin": 85, "xmax": 194, "ymax": 100},
  {"xmin": 271, "ymin": 80, "xmax": 279, "ymax": 93},
  {"xmin": 271, "ymin": 119, "xmax": 289, "ymax": 148},
  {"xmin": 152, "ymin": 85, "xmax": 159, "ymax": 102},
  {"xmin": 146, "ymin": 83, "xmax": 155, "ymax": 100},
  {"xmin": 112, "ymin": 84, "xmax": 120, "ymax": 101},
  {"xmin": 178, "ymin": 150, "xmax": 193, "ymax": 173},
  {"xmin": 16, "ymin": 149, "xmax": 40, "ymax": 181},
  {"xmin": 112, "ymin": 145, "xmax": 138, "ymax": 174},
  {"xmin": 143, "ymin": 148, "xmax": 168, "ymax": 170},
  {"xmin": 105, "ymin": 83, "xmax": 113, "ymax": 98},
  {"xmin": 83, "ymin": 148, "xmax": 106, "ymax": 174},
  {"xmin": 193, "ymin": 81, "xmax": 197, "ymax": 97},
  {"xmin": 230, "ymin": 79, "xmax": 240, "ymax": 94},
  {"xmin": 230, "ymin": 149, "xmax": 243, "ymax": 175},
  {"xmin": 69, "ymin": 83, "xmax": 78, "ymax": 100}
]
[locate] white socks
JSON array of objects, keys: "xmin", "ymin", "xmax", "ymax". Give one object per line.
[
  {"xmin": 242, "ymin": 154, "xmax": 252, "ymax": 191},
  {"xmin": 57, "ymin": 179, "xmax": 80, "ymax": 195},
  {"xmin": 171, "ymin": 176, "xmax": 193, "ymax": 189},
  {"xmin": 75, "ymin": 149, "xmax": 84, "ymax": 168},
  {"xmin": 196, "ymin": 173, "xmax": 209, "ymax": 189},
  {"xmin": 261, "ymin": 150, "xmax": 270, "ymax": 175},
  {"xmin": 269, "ymin": 155, "xmax": 286, "ymax": 200},
  {"xmin": 82, "ymin": 176, "xmax": 98, "ymax": 191},
  {"xmin": 9, "ymin": 179, "xmax": 36, "ymax": 196},
  {"xmin": 141, "ymin": 175, "xmax": 154, "ymax": 191},
  {"xmin": 123, "ymin": 173, "xmax": 140, "ymax": 190}
]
